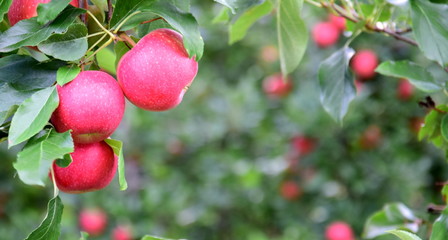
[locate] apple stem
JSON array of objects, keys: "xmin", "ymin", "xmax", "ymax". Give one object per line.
[
  {"xmin": 80, "ymin": 38, "xmax": 113, "ymax": 66},
  {"xmin": 141, "ymin": 17, "xmax": 164, "ymax": 25},
  {"xmin": 86, "ymin": 11, "xmax": 115, "ymax": 40},
  {"xmin": 118, "ymin": 32, "xmax": 136, "ymax": 48},
  {"xmin": 86, "ymin": 33, "xmax": 108, "ymax": 53},
  {"xmin": 86, "ymin": 32, "xmax": 107, "ymax": 39},
  {"xmin": 113, "ymin": 11, "xmax": 142, "ymax": 34},
  {"xmin": 50, "ymin": 163, "xmax": 59, "ymax": 197}
]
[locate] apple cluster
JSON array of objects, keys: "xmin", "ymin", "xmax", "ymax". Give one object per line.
[
  {"xmin": 79, "ymin": 208, "xmax": 132, "ymax": 240},
  {"xmin": 312, "ymin": 14, "xmax": 346, "ymax": 48},
  {"xmin": 8, "ymin": 1, "xmax": 198, "ymax": 193}
]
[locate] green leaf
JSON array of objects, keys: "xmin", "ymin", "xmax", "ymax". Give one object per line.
[
  {"xmin": 0, "ymin": 55, "xmax": 63, "ymax": 91},
  {"xmin": 36, "ymin": 0, "xmax": 71, "ymax": 24},
  {"xmin": 375, "ymin": 61, "xmax": 443, "ymax": 92},
  {"xmin": 442, "ymin": 185, "xmax": 448, "ymax": 204},
  {"xmin": 25, "ymin": 196, "xmax": 64, "ymax": 240},
  {"xmin": 442, "ymin": 114, "xmax": 448, "ymax": 142},
  {"xmin": 0, "ymin": 84, "xmax": 36, "ymax": 123},
  {"xmin": 212, "ymin": 8, "xmax": 230, "ymax": 24},
  {"xmin": 79, "ymin": 231, "xmax": 89, "ymax": 240},
  {"xmin": 0, "ymin": 0, "xmax": 12, "ymax": 21},
  {"xmin": 8, "ymin": 86, "xmax": 59, "ymax": 147},
  {"xmin": 56, "ymin": 65, "xmax": 80, "ymax": 86},
  {"xmin": 318, "ymin": 47, "xmax": 356, "ymax": 123},
  {"xmin": 55, "ymin": 153, "xmax": 73, "ymax": 168},
  {"xmin": 229, "ymin": 0, "xmax": 273, "ymax": 44},
  {"xmin": 0, "ymin": 6, "xmax": 85, "ymax": 52},
  {"xmin": 105, "ymin": 139, "xmax": 128, "ymax": 191},
  {"xmin": 38, "ymin": 23, "xmax": 88, "ymax": 61},
  {"xmin": 389, "ymin": 230, "xmax": 423, "ymax": 240},
  {"xmin": 14, "ymin": 130, "xmax": 73, "ymax": 186},
  {"xmin": 410, "ymin": 0, "xmax": 448, "ymax": 67},
  {"xmin": 110, "ymin": 0, "xmax": 203, "ymax": 60},
  {"xmin": 91, "ymin": 0, "xmax": 108, "ymax": 11},
  {"xmin": 141, "ymin": 236, "xmax": 186, "ymax": 240},
  {"xmin": 214, "ymin": 0, "xmax": 264, "ymax": 14},
  {"xmin": 96, "ymin": 47, "xmax": 117, "ymax": 75},
  {"xmin": 168, "ymin": 0, "xmax": 190, "ymax": 12},
  {"xmin": 363, "ymin": 203, "xmax": 420, "ymax": 239},
  {"xmin": 114, "ymin": 41, "xmax": 131, "ymax": 67},
  {"xmin": 277, "ymin": 0, "xmax": 308, "ymax": 76},
  {"xmin": 430, "ymin": 208, "xmax": 448, "ymax": 240}
]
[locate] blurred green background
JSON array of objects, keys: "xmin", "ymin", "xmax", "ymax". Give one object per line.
[{"xmin": 1, "ymin": 1, "xmax": 448, "ymax": 239}]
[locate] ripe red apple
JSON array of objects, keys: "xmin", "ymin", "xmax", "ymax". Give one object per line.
[
  {"xmin": 8, "ymin": 0, "xmax": 79, "ymax": 26},
  {"xmin": 397, "ymin": 79, "xmax": 414, "ymax": 100},
  {"xmin": 312, "ymin": 22, "xmax": 340, "ymax": 48},
  {"xmin": 51, "ymin": 141, "xmax": 118, "ymax": 193},
  {"xmin": 329, "ymin": 14, "xmax": 346, "ymax": 31},
  {"xmin": 325, "ymin": 221, "xmax": 355, "ymax": 240},
  {"xmin": 79, "ymin": 208, "xmax": 108, "ymax": 236},
  {"xmin": 291, "ymin": 135, "xmax": 316, "ymax": 155},
  {"xmin": 112, "ymin": 225, "xmax": 133, "ymax": 240},
  {"xmin": 117, "ymin": 28, "xmax": 198, "ymax": 111},
  {"xmin": 51, "ymin": 71, "xmax": 125, "ymax": 144},
  {"xmin": 262, "ymin": 73, "xmax": 293, "ymax": 98},
  {"xmin": 359, "ymin": 125, "xmax": 382, "ymax": 150},
  {"xmin": 351, "ymin": 50, "xmax": 379, "ymax": 80},
  {"xmin": 280, "ymin": 180, "xmax": 302, "ymax": 200}
]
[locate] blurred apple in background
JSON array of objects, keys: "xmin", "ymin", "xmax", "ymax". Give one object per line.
[
  {"xmin": 329, "ymin": 14, "xmax": 346, "ymax": 31},
  {"xmin": 280, "ymin": 180, "xmax": 302, "ymax": 201},
  {"xmin": 359, "ymin": 125, "xmax": 382, "ymax": 150},
  {"xmin": 351, "ymin": 50, "xmax": 379, "ymax": 80},
  {"xmin": 397, "ymin": 79, "xmax": 414, "ymax": 101},
  {"xmin": 291, "ymin": 135, "xmax": 316, "ymax": 155},
  {"xmin": 262, "ymin": 73, "xmax": 293, "ymax": 98},
  {"xmin": 260, "ymin": 45, "xmax": 279, "ymax": 63},
  {"xmin": 312, "ymin": 22, "xmax": 340, "ymax": 48},
  {"xmin": 409, "ymin": 117, "xmax": 424, "ymax": 135},
  {"xmin": 325, "ymin": 221, "xmax": 355, "ymax": 240},
  {"xmin": 112, "ymin": 225, "xmax": 133, "ymax": 240},
  {"xmin": 79, "ymin": 208, "xmax": 108, "ymax": 236}
]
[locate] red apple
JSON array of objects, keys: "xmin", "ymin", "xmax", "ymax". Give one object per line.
[
  {"xmin": 117, "ymin": 28, "xmax": 198, "ymax": 111},
  {"xmin": 312, "ymin": 22, "xmax": 340, "ymax": 48},
  {"xmin": 51, "ymin": 141, "xmax": 118, "ymax": 193},
  {"xmin": 79, "ymin": 208, "xmax": 108, "ymax": 236},
  {"xmin": 351, "ymin": 50, "xmax": 379, "ymax": 80},
  {"xmin": 112, "ymin": 225, "xmax": 133, "ymax": 240},
  {"xmin": 409, "ymin": 117, "xmax": 424, "ymax": 135},
  {"xmin": 51, "ymin": 71, "xmax": 125, "ymax": 144},
  {"xmin": 329, "ymin": 14, "xmax": 346, "ymax": 31},
  {"xmin": 262, "ymin": 73, "xmax": 293, "ymax": 98},
  {"xmin": 359, "ymin": 125, "xmax": 382, "ymax": 150},
  {"xmin": 325, "ymin": 221, "xmax": 355, "ymax": 240},
  {"xmin": 280, "ymin": 180, "xmax": 301, "ymax": 200},
  {"xmin": 397, "ymin": 79, "xmax": 414, "ymax": 100},
  {"xmin": 291, "ymin": 135, "xmax": 316, "ymax": 155},
  {"xmin": 8, "ymin": 0, "xmax": 79, "ymax": 26}
]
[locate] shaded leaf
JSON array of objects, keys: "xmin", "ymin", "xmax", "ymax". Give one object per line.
[
  {"xmin": 105, "ymin": 139, "xmax": 128, "ymax": 191},
  {"xmin": 277, "ymin": 0, "xmax": 308, "ymax": 76},
  {"xmin": 318, "ymin": 47, "xmax": 356, "ymax": 123},
  {"xmin": 410, "ymin": 0, "xmax": 448, "ymax": 67},
  {"xmin": 14, "ymin": 130, "xmax": 73, "ymax": 186},
  {"xmin": 363, "ymin": 203, "xmax": 420, "ymax": 239},
  {"xmin": 114, "ymin": 41, "xmax": 131, "ymax": 67},
  {"xmin": 430, "ymin": 208, "xmax": 448, "ymax": 240},
  {"xmin": 36, "ymin": 0, "xmax": 71, "ymax": 24},
  {"xmin": 376, "ymin": 61, "xmax": 442, "ymax": 92},
  {"xmin": 229, "ymin": 0, "xmax": 273, "ymax": 44},
  {"xmin": 213, "ymin": 0, "xmax": 264, "ymax": 14},
  {"xmin": 141, "ymin": 236, "xmax": 186, "ymax": 240},
  {"xmin": 8, "ymin": 87, "xmax": 59, "ymax": 147},
  {"xmin": 25, "ymin": 196, "xmax": 64, "ymax": 240},
  {"xmin": 0, "ymin": 0, "xmax": 12, "ymax": 21},
  {"xmin": 389, "ymin": 230, "xmax": 423, "ymax": 240},
  {"xmin": 38, "ymin": 23, "xmax": 88, "ymax": 61},
  {"xmin": 212, "ymin": 8, "xmax": 230, "ymax": 24},
  {"xmin": 0, "ymin": 83, "xmax": 36, "ymax": 124},
  {"xmin": 0, "ymin": 6, "xmax": 85, "ymax": 52},
  {"xmin": 56, "ymin": 65, "xmax": 80, "ymax": 86}
]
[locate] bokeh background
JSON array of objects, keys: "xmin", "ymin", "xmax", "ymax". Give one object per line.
[{"xmin": 1, "ymin": 1, "xmax": 448, "ymax": 239}]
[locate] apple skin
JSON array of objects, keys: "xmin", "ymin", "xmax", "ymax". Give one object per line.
[
  {"xmin": 325, "ymin": 221, "xmax": 355, "ymax": 240},
  {"xmin": 351, "ymin": 50, "xmax": 379, "ymax": 80},
  {"xmin": 280, "ymin": 180, "xmax": 301, "ymax": 200},
  {"xmin": 312, "ymin": 22, "xmax": 340, "ymax": 48},
  {"xmin": 51, "ymin": 71, "xmax": 125, "ymax": 144},
  {"xmin": 262, "ymin": 73, "xmax": 293, "ymax": 98},
  {"xmin": 51, "ymin": 141, "xmax": 118, "ymax": 193},
  {"xmin": 359, "ymin": 125, "xmax": 382, "ymax": 150},
  {"xmin": 112, "ymin": 225, "xmax": 133, "ymax": 240},
  {"xmin": 79, "ymin": 208, "xmax": 108, "ymax": 236},
  {"xmin": 291, "ymin": 135, "xmax": 316, "ymax": 155},
  {"xmin": 397, "ymin": 79, "xmax": 414, "ymax": 100},
  {"xmin": 8, "ymin": 0, "xmax": 79, "ymax": 26},
  {"xmin": 117, "ymin": 28, "xmax": 198, "ymax": 111},
  {"xmin": 329, "ymin": 14, "xmax": 346, "ymax": 31}
]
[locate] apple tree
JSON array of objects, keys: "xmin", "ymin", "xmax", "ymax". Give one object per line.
[{"xmin": 0, "ymin": 0, "xmax": 447, "ymax": 239}]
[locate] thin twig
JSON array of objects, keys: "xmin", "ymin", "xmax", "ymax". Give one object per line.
[
  {"xmin": 108, "ymin": 0, "xmax": 113, "ymax": 23},
  {"xmin": 141, "ymin": 17, "xmax": 163, "ymax": 25},
  {"xmin": 118, "ymin": 32, "xmax": 136, "ymax": 47}
]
